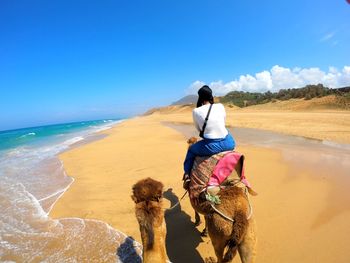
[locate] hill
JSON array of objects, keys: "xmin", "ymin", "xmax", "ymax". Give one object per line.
[
  {"xmin": 144, "ymin": 94, "xmax": 349, "ymax": 116},
  {"xmin": 220, "ymin": 84, "xmax": 350, "ymax": 108},
  {"xmin": 238, "ymin": 95, "xmax": 349, "ymax": 111},
  {"xmin": 171, "ymin": 95, "xmax": 198, "ymax": 105},
  {"xmin": 143, "ymin": 104, "xmax": 194, "ymax": 115},
  {"xmin": 144, "ymin": 85, "xmax": 350, "ymax": 116}
]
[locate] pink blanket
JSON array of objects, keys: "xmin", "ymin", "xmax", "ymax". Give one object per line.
[{"xmin": 208, "ymin": 151, "xmax": 251, "ymax": 188}]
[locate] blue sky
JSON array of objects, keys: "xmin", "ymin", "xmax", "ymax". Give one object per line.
[{"xmin": 1, "ymin": 0, "xmax": 349, "ymax": 131}]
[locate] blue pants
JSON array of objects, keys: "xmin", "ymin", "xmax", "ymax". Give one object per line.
[{"xmin": 183, "ymin": 133, "xmax": 235, "ymax": 175}]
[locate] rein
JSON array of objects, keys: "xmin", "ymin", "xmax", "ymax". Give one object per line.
[
  {"xmin": 165, "ymin": 190, "xmax": 188, "ymax": 211},
  {"xmin": 134, "ymin": 191, "xmax": 188, "ymax": 211}
]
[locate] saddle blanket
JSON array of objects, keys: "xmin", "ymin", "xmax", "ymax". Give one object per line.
[{"xmin": 189, "ymin": 151, "xmax": 251, "ymax": 200}]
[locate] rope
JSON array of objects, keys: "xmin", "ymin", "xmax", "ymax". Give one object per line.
[
  {"xmin": 210, "ymin": 203, "xmax": 235, "ymax": 222},
  {"xmin": 165, "ymin": 190, "xmax": 188, "ymax": 211},
  {"xmin": 209, "ymin": 186, "xmax": 253, "ymax": 223},
  {"xmin": 164, "ymin": 185, "xmax": 253, "ymax": 224},
  {"xmin": 245, "ymin": 187, "xmax": 253, "ymax": 220}
]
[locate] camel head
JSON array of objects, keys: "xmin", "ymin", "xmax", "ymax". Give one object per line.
[{"xmin": 131, "ymin": 177, "xmax": 164, "ymax": 204}]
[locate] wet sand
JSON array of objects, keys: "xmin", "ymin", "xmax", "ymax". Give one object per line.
[
  {"xmin": 151, "ymin": 106, "xmax": 350, "ymax": 144},
  {"xmin": 50, "ymin": 112, "xmax": 350, "ymax": 262}
]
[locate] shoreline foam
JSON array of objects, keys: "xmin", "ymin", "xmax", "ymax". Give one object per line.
[{"xmin": 0, "ymin": 119, "xmax": 142, "ymax": 262}]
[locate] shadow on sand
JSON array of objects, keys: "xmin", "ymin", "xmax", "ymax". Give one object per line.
[
  {"xmin": 116, "ymin": 236, "xmax": 142, "ymax": 263},
  {"xmin": 163, "ymin": 188, "xmax": 204, "ymax": 263}
]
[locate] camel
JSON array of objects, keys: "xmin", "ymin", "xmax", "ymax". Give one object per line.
[
  {"xmin": 186, "ymin": 137, "xmax": 257, "ymax": 263},
  {"xmin": 131, "ymin": 177, "xmax": 168, "ymax": 263}
]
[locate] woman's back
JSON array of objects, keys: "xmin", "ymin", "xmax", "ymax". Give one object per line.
[{"xmin": 192, "ymin": 103, "xmax": 228, "ymax": 139}]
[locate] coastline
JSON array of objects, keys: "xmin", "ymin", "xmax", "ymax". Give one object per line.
[
  {"xmin": 50, "ymin": 111, "xmax": 350, "ymax": 262},
  {"xmin": 0, "ymin": 119, "xmax": 146, "ymax": 262},
  {"xmin": 39, "ymin": 120, "xmax": 125, "ymax": 215}
]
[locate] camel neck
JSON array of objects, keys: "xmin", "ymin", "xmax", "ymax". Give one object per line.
[{"xmin": 142, "ymin": 223, "xmax": 167, "ymax": 263}]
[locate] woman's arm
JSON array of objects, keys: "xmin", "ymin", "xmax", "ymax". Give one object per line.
[{"xmin": 192, "ymin": 110, "xmax": 201, "ymax": 132}]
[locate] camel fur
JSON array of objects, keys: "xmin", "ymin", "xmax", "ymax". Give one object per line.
[
  {"xmin": 203, "ymin": 187, "xmax": 257, "ymax": 263},
  {"xmin": 132, "ymin": 177, "xmax": 168, "ymax": 263}
]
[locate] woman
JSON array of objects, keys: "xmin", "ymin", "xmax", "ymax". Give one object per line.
[{"xmin": 183, "ymin": 85, "xmax": 236, "ymax": 188}]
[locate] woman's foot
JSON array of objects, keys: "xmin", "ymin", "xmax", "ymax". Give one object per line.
[{"xmin": 182, "ymin": 173, "xmax": 190, "ymax": 190}]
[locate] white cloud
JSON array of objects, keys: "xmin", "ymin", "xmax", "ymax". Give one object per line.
[
  {"xmin": 320, "ymin": 32, "xmax": 335, "ymax": 42},
  {"xmin": 187, "ymin": 80, "xmax": 205, "ymax": 93},
  {"xmin": 187, "ymin": 65, "xmax": 350, "ymax": 95}
]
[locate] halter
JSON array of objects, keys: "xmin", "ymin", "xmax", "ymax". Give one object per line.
[{"xmin": 134, "ymin": 196, "xmax": 162, "ymax": 204}]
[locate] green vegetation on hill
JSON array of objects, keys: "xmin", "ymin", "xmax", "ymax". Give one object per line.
[{"xmin": 220, "ymin": 84, "xmax": 350, "ymax": 107}]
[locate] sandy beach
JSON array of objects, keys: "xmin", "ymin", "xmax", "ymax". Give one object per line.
[
  {"xmin": 50, "ymin": 108, "xmax": 350, "ymax": 262},
  {"xmin": 3, "ymin": 0, "xmax": 350, "ymax": 261}
]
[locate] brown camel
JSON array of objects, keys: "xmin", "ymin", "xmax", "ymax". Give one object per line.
[
  {"xmin": 131, "ymin": 177, "xmax": 168, "ymax": 263},
  {"xmin": 187, "ymin": 137, "xmax": 257, "ymax": 263}
]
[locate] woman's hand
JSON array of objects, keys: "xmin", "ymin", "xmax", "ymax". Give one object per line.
[{"xmin": 182, "ymin": 174, "xmax": 191, "ymax": 190}]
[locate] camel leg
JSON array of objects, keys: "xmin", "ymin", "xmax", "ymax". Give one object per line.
[
  {"xmin": 194, "ymin": 211, "xmax": 201, "ymax": 226},
  {"xmin": 201, "ymin": 215, "xmax": 208, "ymax": 237},
  {"xmin": 212, "ymin": 237, "xmax": 226, "ymax": 263},
  {"xmin": 238, "ymin": 217, "xmax": 257, "ymax": 263}
]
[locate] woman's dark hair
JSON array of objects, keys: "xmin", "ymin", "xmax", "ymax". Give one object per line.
[{"xmin": 197, "ymin": 85, "xmax": 214, "ymax": 107}]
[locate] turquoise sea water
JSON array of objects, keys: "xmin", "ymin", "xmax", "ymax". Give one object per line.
[
  {"xmin": 0, "ymin": 119, "xmax": 143, "ymax": 262},
  {"xmin": 0, "ymin": 119, "xmax": 117, "ymax": 151}
]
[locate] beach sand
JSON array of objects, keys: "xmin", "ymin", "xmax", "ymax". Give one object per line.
[
  {"xmin": 50, "ymin": 110, "xmax": 350, "ymax": 262},
  {"xmin": 149, "ymin": 105, "xmax": 350, "ymax": 144}
]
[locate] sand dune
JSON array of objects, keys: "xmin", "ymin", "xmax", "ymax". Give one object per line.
[{"xmin": 148, "ymin": 96, "xmax": 350, "ymax": 144}]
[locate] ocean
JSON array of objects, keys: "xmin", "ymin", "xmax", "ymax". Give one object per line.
[{"xmin": 0, "ymin": 120, "xmax": 142, "ymax": 262}]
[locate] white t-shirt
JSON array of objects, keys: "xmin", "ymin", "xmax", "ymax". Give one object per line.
[{"xmin": 192, "ymin": 103, "xmax": 228, "ymax": 139}]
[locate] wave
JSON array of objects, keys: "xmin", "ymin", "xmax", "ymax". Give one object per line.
[
  {"xmin": 0, "ymin": 120, "xmax": 125, "ymax": 208},
  {"xmin": 2, "ymin": 136, "xmax": 84, "ymax": 161},
  {"xmin": 62, "ymin": 136, "xmax": 84, "ymax": 146},
  {"xmin": 19, "ymin": 132, "xmax": 36, "ymax": 139},
  {"xmin": 0, "ymin": 119, "xmax": 133, "ymax": 261},
  {"xmin": 0, "ymin": 177, "xmax": 142, "ymax": 262},
  {"xmin": 89, "ymin": 120, "xmax": 124, "ymax": 133},
  {"xmin": 322, "ymin": 140, "xmax": 350, "ymax": 151}
]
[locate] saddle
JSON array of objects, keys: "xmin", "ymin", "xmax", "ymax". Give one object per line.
[{"xmin": 189, "ymin": 151, "xmax": 257, "ymax": 201}]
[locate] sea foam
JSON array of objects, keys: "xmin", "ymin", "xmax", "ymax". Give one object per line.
[
  {"xmin": 0, "ymin": 119, "xmax": 142, "ymax": 262},
  {"xmin": 0, "ymin": 177, "xmax": 142, "ymax": 262}
]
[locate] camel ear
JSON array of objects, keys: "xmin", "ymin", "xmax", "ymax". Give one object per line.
[
  {"xmin": 187, "ymin": 137, "xmax": 198, "ymax": 145},
  {"xmin": 247, "ymin": 187, "xmax": 258, "ymax": 196},
  {"xmin": 131, "ymin": 195, "xmax": 138, "ymax": 203}
]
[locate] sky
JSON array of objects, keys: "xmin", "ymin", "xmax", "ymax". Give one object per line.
[{"xmin": 1, "ymin": 0, "xmax": 350, "ymax": 131}]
